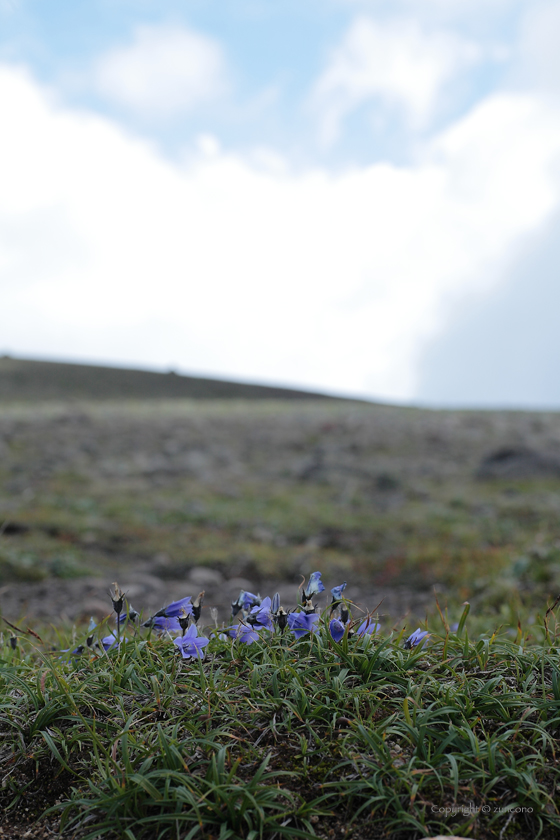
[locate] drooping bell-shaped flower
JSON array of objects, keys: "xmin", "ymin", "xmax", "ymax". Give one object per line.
[
  {"xmin": 330, "ymin": 583, "xmax": 347, "ymax": 603},
  {"xmin": 404, "ymin": 628, "xmax": 429, "ymax": 649},
  {"xmin": 231, "ymin": 590, "xmax": 261, "ymax": 617},
  {"xmin": 287, "ymin": 611, "xmax": 319, "ymax": 639},
  {"xmin": 143, "ymin": 596, "xmax": 193, "ymax": 633},
  {"xmin": 302, "ymin": 571, "xmax": 325, "ymax": 602},
  {"xmin": 355, "ymin": 618, "xmax": 381, "ymax": 637},
  {"xmin": 227, "ymin": 623, "xmax": 261, "ymax": 644},
  {"xmin": 329, "ymin": 618, "xmax": 345, "ymax": 643}
]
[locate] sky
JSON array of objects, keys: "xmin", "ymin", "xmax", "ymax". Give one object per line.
[{"xmin": 1, "ymin": 0, "xmax": 560, "ymax": 406}]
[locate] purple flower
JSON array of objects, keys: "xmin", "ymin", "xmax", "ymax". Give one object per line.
[
  {"xmin": 231, "ymin": 590, "xmax": 261, "ymax": 617},
  {"xmin": 117, "ymin": 606, "xmax": 140, "ymax": 626},
  {"xmin": 159, "ymin": 596, "xmax": 193, "ymax": 618},
  {"xmin": 247, "ymin": 596, "xmax": 273, "ymax": 631},
  {"xmin": 356, "ymin": 619, "xmax": 381, "ymax": 637},
  {"xmin": 404, "ymin": 628, "xmax": 429, "ymax": 649},
  {"xmin": 227, "ymin": 624, "xmax": 261, "ymax": 644},
  {"xmin": 173, "ymin": 625, "xmax": 209, "ymax": 659},
  {"xmin": 60, "ymin": 645, "xmax": 84, "ymax": 657},
  {"xmin": 330, "ymin": 583, "xmax": 347, "ymax": 602},
  {"xmin": 329, "ymin": 619, "xmax": 345, "ymax": 642},
  {"xmin": 143, "ymin": 596, "xmax": 193, "ymax": 632},
  {"xmin": 101, "ymin": 633, "xmax": 123, "ymax": 651},
  {"xmin": 153, "ymin": 616, "xmax": 181, "ymax": 633},
  {"xmin": 287, "ymin": 612, "xmax": 319, "ymax": 639},
  {"xmin": 302, "ymin": 572, "xmax": 325, "ymax": 601}
]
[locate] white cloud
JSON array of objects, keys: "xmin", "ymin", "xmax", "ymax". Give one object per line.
[
  {"xmin": 1, "ymin": 65, "xmax": 560, "ymax": 400},
  {"xmin": 92, "ymin": 24, "xmax": 227, "ymax": 118},
  {"xmin": 515, "ymin": 1, "xmax": 560, "ymax": 99},
  {"xmin": 311, "ymin": 16, "xmax": 480, "ymax": 144}
]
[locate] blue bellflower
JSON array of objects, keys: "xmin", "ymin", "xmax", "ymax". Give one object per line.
[
  {"xmin": 404, "ymin": 628, "xmax": 429, "ymax": 649},
  {"xmin": 117, "ymin": 606, "xmax": 140, "ymax": 626},
  {"xmin": 231, "ymin": 590, "xmax": 261, "ymax": 617},
  {"xmin": 247, "ymin": 596, "xmax": 273, "ymax": 631},
  {"xmin": 173, "ymin": 625, "xmax": 210, "ymax": 659},
  {"xmin": 356, "ymin": 618, "xmax": 381, "ymax": 637},
  {"xmin": 242, "ymin": 591, "xmax": 261, "ymax": 610},
  {"xmin": 302, "ymin": 571, "xmax": 325, "ymax": 601},
  {"xmin": 143, "ymin": 596, "xmax": 193, "ymax": 632},
  {"xmin": 330, "ymin": 583, "xmax": 347, "ymax": 602},
  {"xmin": 329, "ymin": 618, "xmax": 345, "ymax": 642},
  {"xmin": 101, "ymin": 633, "xmax": 123, "ymax": 651},
  {"xmin": 151, "ymin": 616, "xmax": 181, "ymax": 633},
  {"xmin": 156, "ymin": 596, "xmax": 193, "ymax": 618},
  {"xmin": 287, "ymin": 612, "xmax": 319, "ymax": 639},
  {"xmin": 227, "ymin": 623, "xmax": 261, "ymax": 644},
  {"xmin": 60, "ymin": 644, "xmax": 84, "ymax": 657}
]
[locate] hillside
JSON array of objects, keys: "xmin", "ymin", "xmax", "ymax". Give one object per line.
[
  {"xmin": 2, "ymin": 397, "xmax": 560, "ymax": 627},
  {"xmin": 0, "ymin": 356, "xmax": 336, "ymax": 401}
]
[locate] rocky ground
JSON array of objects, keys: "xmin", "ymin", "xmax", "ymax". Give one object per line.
[
  {"xmin": 2, "ymin": 399, "xmax": 560, "ymax": 630},
  {"xmin": 1, "ymin": 567, "xmax": 437, "ymax": 630}
]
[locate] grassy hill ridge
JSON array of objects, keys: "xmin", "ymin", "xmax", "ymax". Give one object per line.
[{"xmin": 0, "ymin": 356, "xmax": 338, "ymax": 402}]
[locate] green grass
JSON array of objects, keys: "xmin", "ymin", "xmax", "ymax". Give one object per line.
[{"xmin": 3, "ymin": 601, "xmax": 560, "ymax": 839}]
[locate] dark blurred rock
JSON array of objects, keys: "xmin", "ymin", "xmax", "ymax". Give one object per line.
[
  {"xmin": 375, "ymin": 471, "xmax": 400, "ymax": 491},
  {"xmin": 477, "ymin": 446, "xmax": 560, "ymax": 479},
  {"xmin": 0, "ymin": 521, "xmax": 29, "ymax": 535}
]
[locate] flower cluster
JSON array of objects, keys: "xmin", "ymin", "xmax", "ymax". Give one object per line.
[{"xmin": 58, "ymin": 572, "xmax": 430, "ymax": 661}]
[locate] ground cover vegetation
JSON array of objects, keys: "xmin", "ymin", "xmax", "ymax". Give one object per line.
[
  {"xmin": 2, "ymin": 578, "xmax": 560, "ymax": 840},
  {"xmin": 3, "ymin": 396, "xmax": 560, "ymax": 838}
]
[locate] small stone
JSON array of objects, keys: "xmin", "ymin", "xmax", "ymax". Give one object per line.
[
  {"xmin": 226, "ymin": 577, "xmax": 256, "ymax": 592},
  {"xmin": 79, "ymin": 598, "xmax": 110, "ymax": 620},
  {"xmin": 188, "ymin": 566, "xmax": 224, "ymax": 587},
  {"xmin": 121, "ymin": 575, "xmax": 165, "ymax": 598}
]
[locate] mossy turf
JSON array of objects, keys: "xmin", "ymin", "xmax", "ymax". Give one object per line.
[{"xmin": 3, "ymin": 606, "xmax": 560, "ymax": 840}]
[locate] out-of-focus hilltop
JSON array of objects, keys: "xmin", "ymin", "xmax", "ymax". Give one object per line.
[
  {"xmin": 2, "ymin": 356, "xmax": 560, "ymax": 628},
  {"xmin": 0, "ymin": 356, "xmax": 338, "ymax": 402}
]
